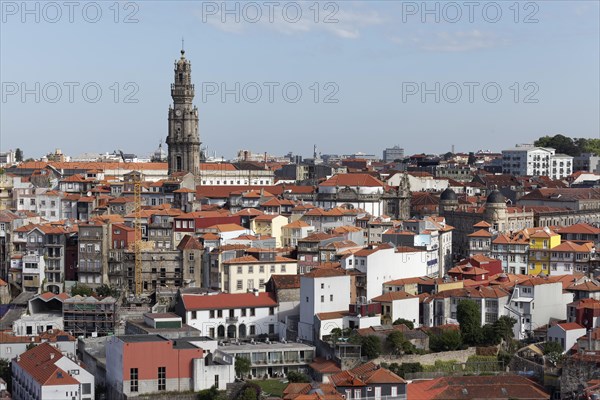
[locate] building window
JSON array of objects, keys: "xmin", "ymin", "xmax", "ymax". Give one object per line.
[
  {"xmin": 130, "ymin": 368, "xmax": 139, "ymax": 392},
  {"xmin": 269, "ymin": 324, "xmax": 275, "ymax": 334},
  {"xmin": 250, "ymin": 325, "xmax": 256, "ymax": 335},
  {"xmin": 281, "ymin": 265, "xmax": 286, "ymax": 273},
  {"xmin": 210, "ymin": 310, "xmax": 215, "ymax": 318},
  {"xmin": 248, "ymin": 266, "xmax": 254, "ymax": 273},
  {"xmin": 214, "ymin": 374, "xmax": 219, "ymax": 389},
  {"xmin": 218, "ymin": 310, "xmax": 223, "ymax": 318},
  {"xmin": 237, "ymin": 266, "xmax": 243, "ymax": 274},
  {"xmin": 158, "ymin": 367, "xmax": 166, "ymax": 391},
  {"xmin": 269, "ymin": 307, "xmax": 275, "ymax": 315},
  {"xmin": 191, "ymin": 311, "xmax": 197, "ymax": 320},
  {"xmin": 321, "ymin": 295, "xmax": 324, "ymax": 303},
  {"xmin": 250, "ymin": 308, "xmax": 255, "ymax": 316},
  {"xmin": 237, "ymin": 280, "xmax": 243, "ymax": 290},
  {"xmin": 330, "ymin": 294, "xmax": 333, "ymax": 302},
  {"xmin": 242, "ymin": 308, "xmax": 247, "ymax": 317},
  {"xmin": 259, "ymin": 265, "xmax": 264, "ymax": 273},
  {"xmin": 270, "ymin": 265, "xmax": 275, "ymax": 273}
]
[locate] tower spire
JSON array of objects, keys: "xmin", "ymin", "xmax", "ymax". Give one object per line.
[{"xmin": 181, "ymin": 37, "xmax": 185, "ymax": 56}]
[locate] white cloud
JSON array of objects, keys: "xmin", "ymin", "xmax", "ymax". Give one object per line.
[
  {"xmin": 392, "ymin": 30, "xmax": 507, "ymax": 52},
  {"xmin": 196, "ymin": 3, "xmax": 383, "ymax": 39}
]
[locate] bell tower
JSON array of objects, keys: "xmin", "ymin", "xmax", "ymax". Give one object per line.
[{"xmin": 166, "ymin": 46, "xmax": 201, "ymax": 176}]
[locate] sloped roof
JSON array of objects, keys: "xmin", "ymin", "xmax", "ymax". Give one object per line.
[
  {"xmin": 15, "ymin": 343, "xmax": 79, "ymax": 386},
  {"xmin": 177, "ymin": 234, "xmax": 204, "ymax": 251},
  {"xmin": 181, "ymin": 292, "xmax": 278, "ymax": 310},
  {"xmin": 320, "ymin": 173, "xmax": 385, "ymax": 187}
]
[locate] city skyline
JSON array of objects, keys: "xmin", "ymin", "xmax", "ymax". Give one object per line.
[{"xmin": 1, "ymin": 1, "xmax": 599, "ymax": 159}]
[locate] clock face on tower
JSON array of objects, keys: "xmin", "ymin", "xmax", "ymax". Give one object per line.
[{"xmin": 175, "ymin": 109, "xmax": 182, "ymax": 117}]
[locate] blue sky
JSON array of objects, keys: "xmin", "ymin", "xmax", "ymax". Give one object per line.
[{"xmin": 1, "ymin": 0, "xmax": 599, "ymax": 159}]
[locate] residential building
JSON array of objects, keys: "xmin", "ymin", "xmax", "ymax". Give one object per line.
[
  {"xmin": 106, "ymin": 334, "xmax": 235, "ymax": 399},
  {"xmin": 329, "ymin": 362, "xmax": 407, "ymax": 400},
  {"xmin": 77, "ymin": 222, "xmax": 109, "ymax": 287},
  {"xmin": 371, "ymin": 291, "xmax": 419, "ymax": 327},
  {"xmin": 62, "ymin": 295, "xmax": 117, "ymax": 337},
  {"xmin": 221, "ymin": 249, "xmax": 297, "ymax": 294},
  {"xmin": 383, "ymin": 145, "xmax": 404, "ymax": 163},
  {"xmin": 502, "ymin": 145, "xmax": 573, "ymax": 179},
  {"xmin": 11, "ymin": 343, "xmax": 95, "ymax": 400},
  {"xmin": 0, "ymin": 329, "xmax": 77, "ymax": 362},
  {"xmin": 176, "ymin": 292, "xmax": 280, "ymax": 340},
  {"xmin": 528, "ymin": 229, "xmax": 561, "ymax": 275},
  {"xmin": 506, "ymin": 277, "xmax": 575, "ymax": 340},
  {"xmin": 282, "ymin": 220, "xmax": 316, "ymax": 247},
  {"xmin": 492, "ymin": 230, "xmax": 531, "ymax": 275},
  {"xmin": 422, "ymin": 286, "xmax": 511, "ymax": 327},
  {"xmin": 549, "ymin": 241, "xmax": 595, "ymax": 275},
  {"xmin": 298, "ymin": 269, "xmax": 352, "ymax": 343},
  {"xmin": 219, "ymin": 341, "xmax": 316, "ymax": 379},
  {"xmin": 547, "ymin": 322, "xmax": 586, "ymax": 353},
  {"xmin": 250, "ymin": 214, "xmax": 288, "ymax": 247}
]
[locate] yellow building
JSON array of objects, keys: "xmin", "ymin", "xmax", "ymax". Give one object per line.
[
  {"xmin": 528, "ymin": 229, "xmax": 561, "ymax": 275},
  {"xmin": 0, "ymin": 174, "xmax": 13, "ymax": 210},
  {"xmin": 222, "ymin": 249, "xmax": 297, "ymax": 293},
  {"xmin": 250, "ymin": 214, "xmax": 288, "ymax": 247}
]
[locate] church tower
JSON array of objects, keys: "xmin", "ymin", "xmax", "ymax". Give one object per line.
[{"xmin": 166, "ymin": 48, "xmax": 201, "ymax": 176}]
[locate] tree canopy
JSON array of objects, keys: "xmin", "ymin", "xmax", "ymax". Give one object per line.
[
  {"xmin": 534, "ymin": 134, "xmax": 600, "ymax": 156},
  {"xmin": 393, "ymin": 318, "xmax": 414, "ymax": 330},
  {"xmin": 457, "ymin": 300, "xmax": 482, "ymax": 346}
]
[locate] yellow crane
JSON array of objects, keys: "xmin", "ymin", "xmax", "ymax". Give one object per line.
[{"xmin": 120, "ymin": 150, "xmax": 143, "ymax": 297}]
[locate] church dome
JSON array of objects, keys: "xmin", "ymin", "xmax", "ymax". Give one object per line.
[
  {"xmin": 440, "ymin": 188, "xmax": 457, "ymax": 201},
  {"xmin": 486, "ymin": 190, "xmax": 506, "ymax": 204}
]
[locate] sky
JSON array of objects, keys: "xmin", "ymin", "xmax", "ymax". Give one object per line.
[{"xmin": 1, "ymin": 0, "xmax": 599, "ymax": 160}]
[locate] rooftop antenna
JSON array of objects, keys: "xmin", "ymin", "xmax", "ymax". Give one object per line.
[{"xmin": 181, "ymin": 37, "xmax": 185, "ymax": 55}]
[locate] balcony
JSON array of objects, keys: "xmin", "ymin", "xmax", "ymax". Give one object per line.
[{"xmin": 226, "ymin": 316, "xmax": 239, "ymax": 324}]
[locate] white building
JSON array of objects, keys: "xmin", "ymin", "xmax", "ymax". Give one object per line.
[
  {"xmin": 386, "ymin": 172, "xmax": 449, "ymax": 192},
  {"xmin": 502, "ymin": 145, "xmax": 573, "ymax": 179},
  {"xmin": 177, "ymin": 292, "xmax": 281, "ymax": 340},
  {"xmin": 315, "ymin": 173, "xmax": 386, "ymax": 217},
  {"xmin": 547, "ymin": 322, "xmax": 586, "ymax": 353},
  {"xmin": 298, "ymin": 269, "xmax": 352, "ymax": 343},
  {"xmin": 371, "ymin": 291, "xmax": 420, "ymax": 327},
  {"xmin": 12, "ymin": 343, "xmax": 94, "ymax": 400},
  {"xmin": 341, "ymin": 244, "xmax": 437, "ymax": 301},
  {"xmin": 506, "ymin": 277, "xmax": 575, "ymax": 340}
]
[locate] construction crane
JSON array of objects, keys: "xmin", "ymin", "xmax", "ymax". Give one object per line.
[{"xmin": 119, "ymin": 150, "xmax": 143, "ymax": 297}]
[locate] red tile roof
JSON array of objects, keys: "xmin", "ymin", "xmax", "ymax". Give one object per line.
[
  {"xmin": 371, "ymin": 291, "xmax": 415, "ymax": 302},
  {"xmin": 181, "ymin": 292, "xmax": 278, "ymax": 310},
  {"xmin": 15, "ymin": 343, "xmax": 79, "ymax": 386},
  {"xmin": 320, "ymin": 173, "xmax": 385, "ymax": 187}
]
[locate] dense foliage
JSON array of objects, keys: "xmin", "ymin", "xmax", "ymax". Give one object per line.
[
  {"xmin": 534, "ymin": 134, "xmax": 600, "ymax": 156},
  {"xmin": 392, "ymin": 318, "xmax": 414, "ymax": 330}
]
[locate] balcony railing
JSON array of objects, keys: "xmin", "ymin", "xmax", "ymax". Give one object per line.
[{"xmin": 226, "ymin": 316, "xmax": 238, "ymax": 324}]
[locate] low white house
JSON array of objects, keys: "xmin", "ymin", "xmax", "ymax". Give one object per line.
[
  {"xmin": 547, "ymin": 322, "xmax": 587, "ymax": 353},
  {"xmin": 177, "ymin": 292, "xmax": 280, "ymax": 340},
  {"xmin": 12, "ymin": 342, "xmax": 94, "ymax": 400},
  {"xmin": 371, "ymin": 291, "xmax": 420, "ymax": 327}
]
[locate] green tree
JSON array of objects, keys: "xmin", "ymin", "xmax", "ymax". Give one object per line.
[
  {"xmin": 198, "ymin": 386, "xmax": 220, "ymax": 400},
  {"xmin": 360, "ymin": 335, "xmax": 382, "ymax": 359},
  {"xmin": 15, "ymin": 148, "xmax": 23, "ymax": 162},
  {"xmin": 238, "ymin": 388, "xmax": 257, "ymax": 400},
  {"xmin": 95, "ymin": 284, "xmax": 119, "ymax": 298},
  {"xmin": 392, "ymin": 318, "xmax": 414, "ymax": 330},
  {"xmin": 0, "ymin": 359, "xmax": 11, "ymax": 392},
  {"xmin": 287, "ymin": 371, "xmax": 310, "ymax": 383},
  {"xmin": 235, "ymin": 356, "xmax": 251, "ymax": 378},
  {"xmin": 386, "ymin": 331, "xmax": 416, "ymax": 355},
  {"xmin": 467, "ymin": 152, "xmax": 477, "ymax": 165},
  {"xmin": 457, "ymin": 300, "xmax": 482, "ymax": 346},
  {"xmin": 429, "ymin": 330, "xmax": 463, "ymax": 352},
  {"xmin": 480, "ymin": 324, "xmax": 501, "ymax": 346},
  {"xmin": 330, "ymin": 327, "xmax": 343, "ymax": 345},
  {"xmin": 543, "ymin": 341, "xmax": 563, "ymax": 355},
  {"xmin": 534, "ymin": 134, "xmax": 580, "ymax": 156},
  {"xmin": 70, "ymin": 284, "xmax": 94, "ymax": 297},
  {"xmin": 492, "ymin": 316, "xmax": 517, "ymax": 344}
]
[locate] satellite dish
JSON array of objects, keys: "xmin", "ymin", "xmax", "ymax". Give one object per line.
[{"xmin": 87, "ymin": 191, "xmax": 92, "ymax": 197}]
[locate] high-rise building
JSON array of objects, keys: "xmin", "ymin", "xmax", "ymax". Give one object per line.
[
  {"xmin": 383, "ymin": 145, "xmax": 404, "ymax": 162},
  {"xmin": 166, "ymin": 49, "xmax": 201, "ymax": 176}
]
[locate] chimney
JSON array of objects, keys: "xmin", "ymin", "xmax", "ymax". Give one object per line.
[{"xmin": 50, "ymin": 353, "xmax": 55, "ymax": 360}]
